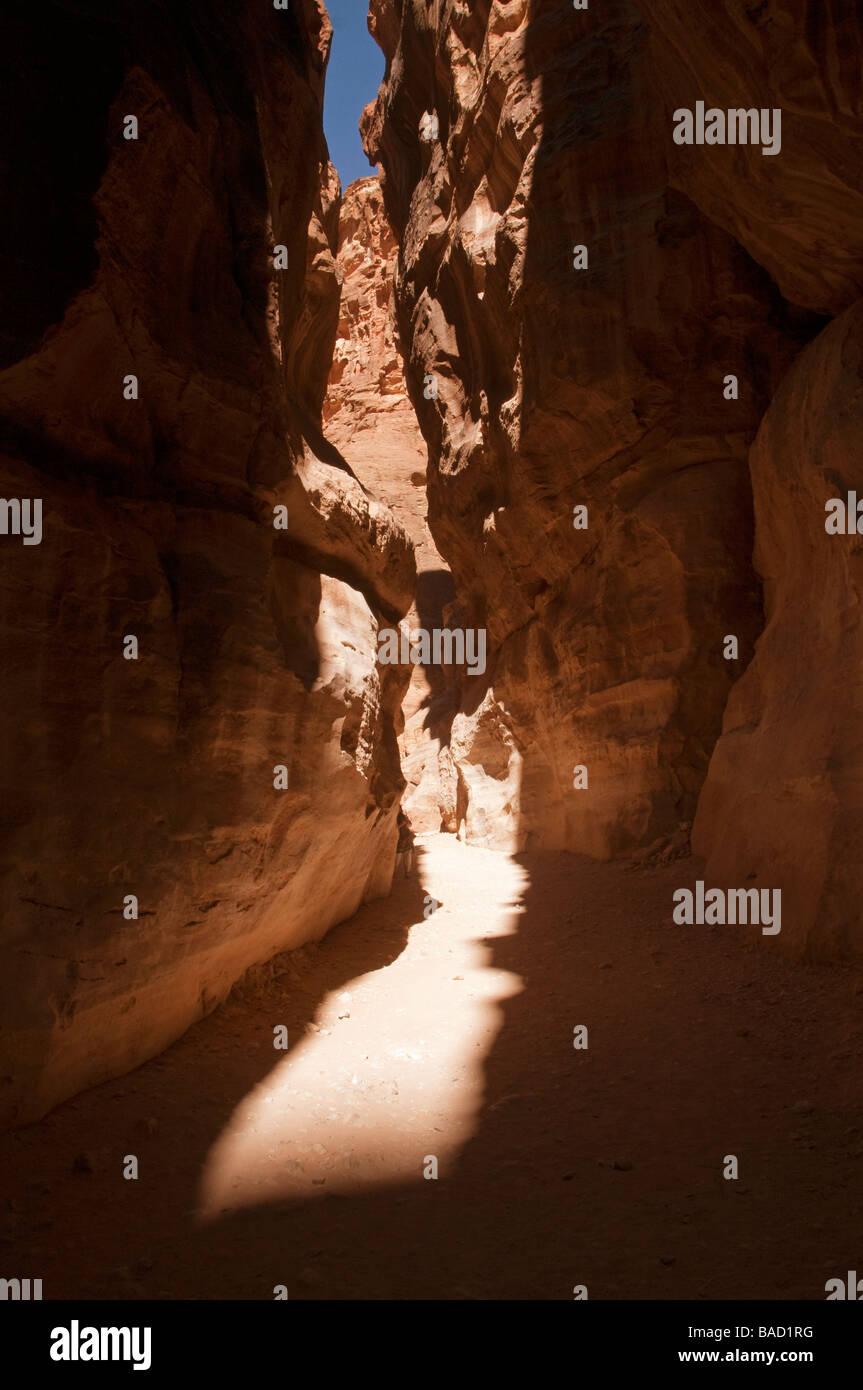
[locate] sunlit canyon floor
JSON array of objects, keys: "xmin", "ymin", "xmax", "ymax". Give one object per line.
[{"xmin": 3, "ymin": 835, "xmax": 863, "ymax": 1300}]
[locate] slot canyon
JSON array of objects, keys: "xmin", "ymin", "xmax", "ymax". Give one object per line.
[{"xmin": 1, "ymin": 0, "xmax": 863, "ymax": 1310}]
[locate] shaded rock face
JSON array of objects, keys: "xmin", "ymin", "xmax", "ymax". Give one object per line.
[
  {"xmin": 639, "ymin": 0, "xmax": 863, "ymax": 318},
  {"xmin": 0, "ymin": 0, "xmax": 414, "ymax": 1126},
  {"xmin": 642, "ymin": 1, "xmax": 863, "ymax": 959},
  {"xmin": 324, "ymin": 176, "xmax": 458, "ymax": 834},
  {"xmin": 363, "ymin": 0, "xmax": 822, "ymax": 856},
  {"xmin": 692, "ymin": 300, "xmax": 863, "ymax": 959},
  {"xmin": 365, "ymin": 0, "xmax": 863, "ymax": 958}
]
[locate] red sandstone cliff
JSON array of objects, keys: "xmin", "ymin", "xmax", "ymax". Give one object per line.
[
  {"xmin": 324, "ymin": 175, "xmax": 458, "ymax": 833},
  {"xmin": 364, "ymin": 0, "xmax": 863, "ymax": 957},
  {"xmin": 650, "ymin": 1, "xmax": 863, "ymax": 959},
  {"xmin": 0, "ymin": 0, "xmax": 414, "ymax": 1125},
  {"xmin": 4, "ymin": 0, "xmax": 863, "ymax": 1144},
  {"xmin": 362, "ymin": 0, "xmax": 817, "ymax": 855},
  {"xmin": 692, "ymin": 300, "xmax": 863, "ymax": 959}
]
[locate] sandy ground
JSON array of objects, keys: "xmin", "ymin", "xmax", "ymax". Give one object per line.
[{"xmin": 3, "ymin": 834, "xmax": 863, "ymax": 1300}]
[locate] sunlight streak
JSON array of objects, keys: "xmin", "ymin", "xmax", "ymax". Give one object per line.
[{"xmin": 198, "ymin": 838, "xmax": 527, "ymax": 1217}]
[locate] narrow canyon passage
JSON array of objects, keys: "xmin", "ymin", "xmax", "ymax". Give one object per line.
[
  {"xmin": 3, "ymin": 0, "xmax": 863, "ymax": 1328},
  {"xmin": 3, "ymin": 836, "xmax": 862, "ymax": 1300}
]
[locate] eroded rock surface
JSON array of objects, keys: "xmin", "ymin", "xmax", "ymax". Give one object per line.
[
  {"xmin": 640, "ymin": 0, "xmax": 863, "ymax": 317},
  {"xmin": 324, "ymin": 176, "xmax": 457, "ymax": 834},
  {"xmin": 0, "ymin": 0, "xmax": 414, "ymax": 1126},
  {"xmin": 363, "ymin": 0, "xmax": 817, "ymax": 855},
  {"xmin": 364, "ymin": 0, "xmax": 863, "ymax": 957},
  {"xmin": 693, "ymin": 301, "xmax": 863, "ymax": 959},
  {"xmin": 645, "ymin": 0, "xmax": 863, "ymax": 958}
]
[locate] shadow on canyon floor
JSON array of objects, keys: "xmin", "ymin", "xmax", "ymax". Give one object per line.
[{"xmin": 3, "ymin": 838, "xmax": 863, "ymax": 1300}]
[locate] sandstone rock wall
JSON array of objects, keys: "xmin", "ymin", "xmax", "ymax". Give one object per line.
[
  {"xmin": 324, "ymin": 175, "xmax": 458, "ymax": 834},
  {"xmin": 0, "ymin": 0, "xmax": 414, "ymax": 1126},
  {"xmin": 692, "ymin": 299, "xmax": 863, "ymax": 959},
  {"xmin": 639, "ymin": 0, "xmax": 863, "ymax": 318},
  {"xmin": 650, "ymin": 0, "xmax": 863, "ymax": 959},
  {"xmin": 363, "ymin": 0, "xmax": 819, "ymax": 856},
  {"xmin": 365, "ymin": 0, "xmax": 863, "ymax": 958}
]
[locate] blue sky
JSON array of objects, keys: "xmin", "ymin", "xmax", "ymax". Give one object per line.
[{"xmin": 323, "ymin": 1, "xmax": 385, "ymax": 190}]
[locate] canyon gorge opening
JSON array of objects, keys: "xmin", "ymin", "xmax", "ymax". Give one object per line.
[{"xmin": 2, "ymin": 0, "xmax": 863, "ymax": 1319}]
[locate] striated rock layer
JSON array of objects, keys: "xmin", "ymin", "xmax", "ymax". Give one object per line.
[
  {"xmin": 324, "ymin": 176, "xmax": 458, "ymax": 834},
  {"xmin": 639, "ymin": 0, "xmax": 863, "ymax": 318},
  {"xmin": 638, "ymin": 0, "xmax": 863, "ymax": 957},
  {"xmin": 692, "ymin": 300, "xmax": 863, "ymax": 959},
  {"xmin": 363, "ymin": 0, "xmax": 819, "ymax": 855},
  {"xmin": 365, "ymin": 0, "xmax": 863, "ymax": 957},
  {"xmin": 0, "ymin": 1, "xmax": 414, "ymax": 1126}
]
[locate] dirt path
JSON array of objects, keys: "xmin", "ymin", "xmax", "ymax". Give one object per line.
[{"xmin": 3, "ymin": 835, "xmax": 863, "ymax": 1300}]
